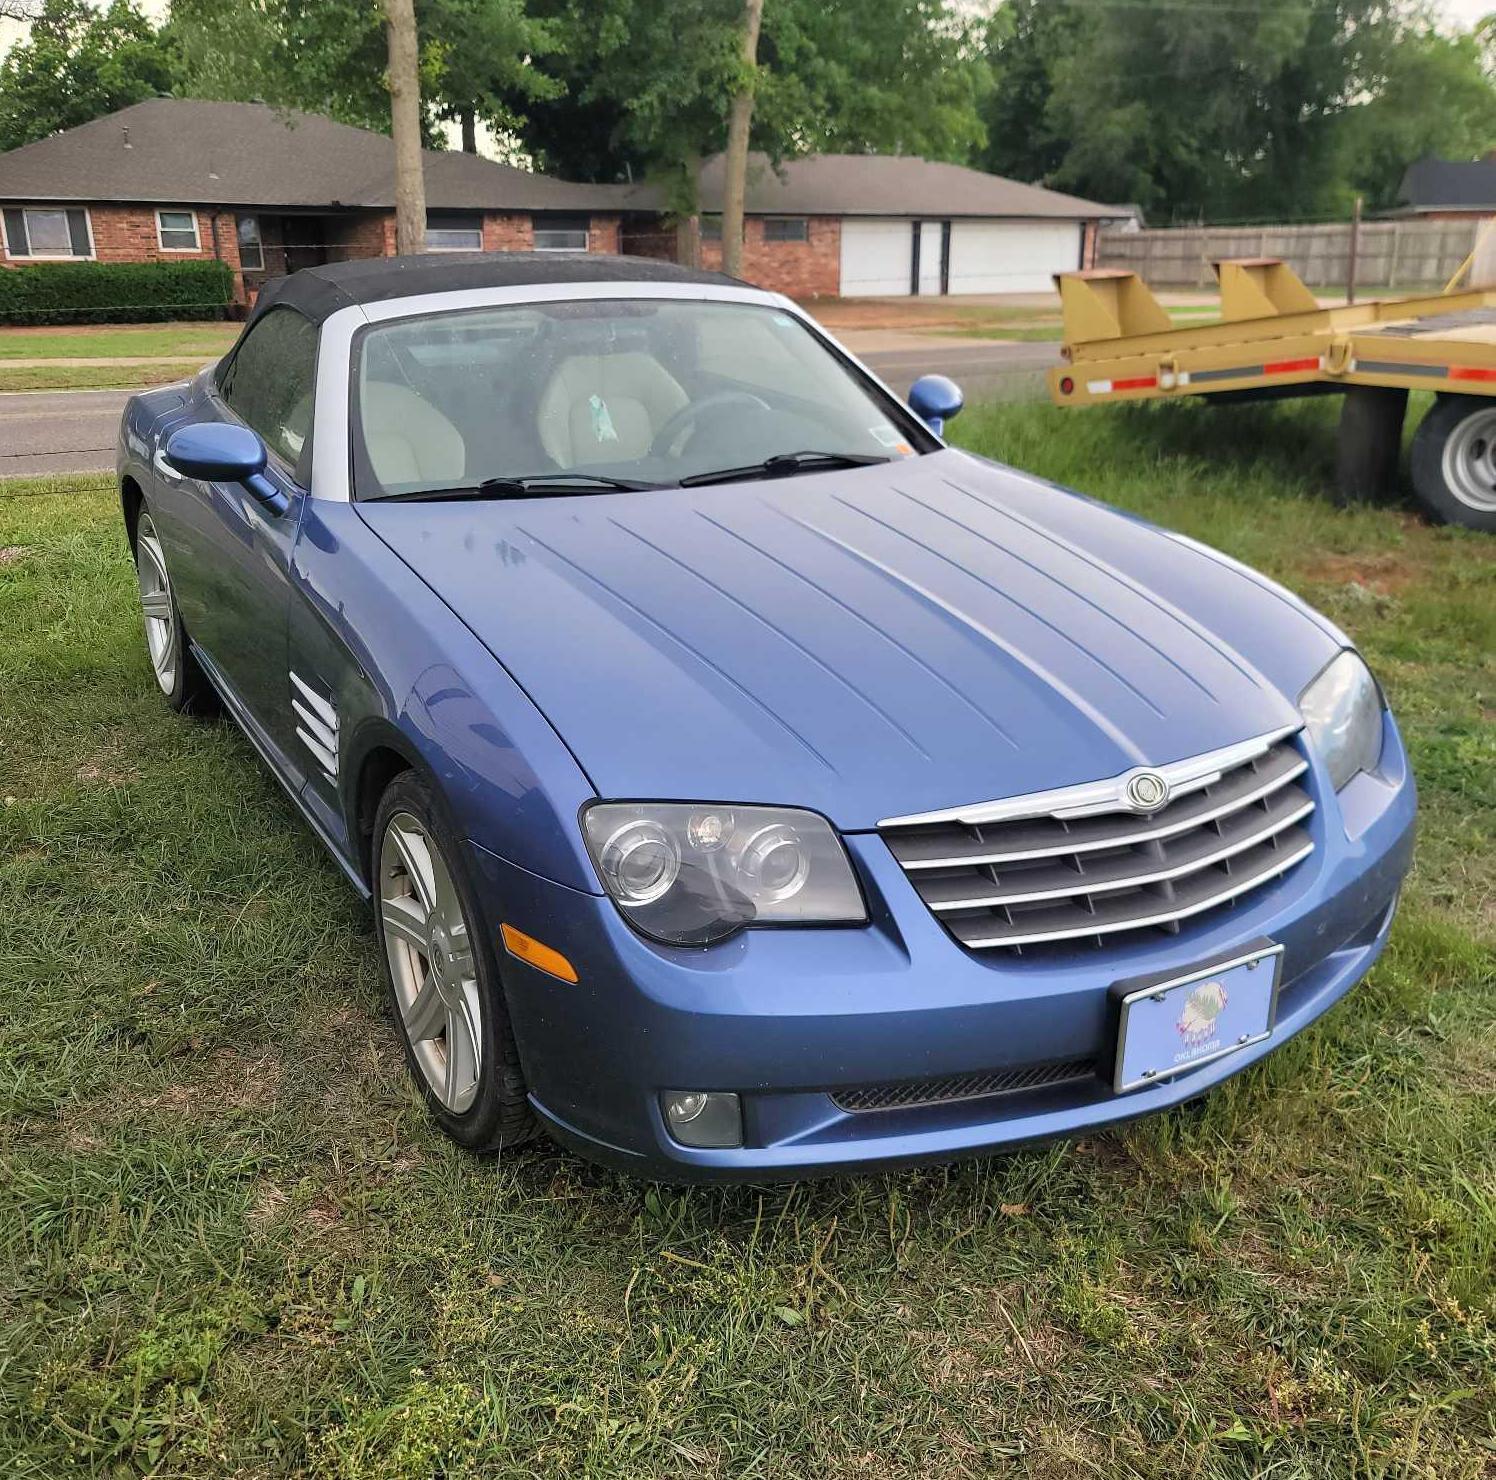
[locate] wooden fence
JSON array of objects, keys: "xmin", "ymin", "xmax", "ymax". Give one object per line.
[{"xmin": 1096, "ymin": 219, "xmax": 1485, "ymax": 291}]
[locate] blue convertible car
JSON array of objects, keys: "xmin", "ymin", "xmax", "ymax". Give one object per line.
[{"xmin": 117, "ymin": 255, "xmax": 1415, "ymax": 1180}]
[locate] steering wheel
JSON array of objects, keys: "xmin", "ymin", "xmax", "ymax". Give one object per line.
[{"xmin": 651, "ymin": 390, "xmax": 772, "ymax": 458}]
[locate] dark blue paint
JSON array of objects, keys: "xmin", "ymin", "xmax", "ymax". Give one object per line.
[
  {"xmin": 117, "ymin": 332, "xmax": 1417, "ymax": 1182},
  {"xmin": 908, "ymin": 373, "xmax": 965, "ymax": 434},
  {"xmin": 164, "ymin": 422, "xmax": 287, "ymax": 514}
]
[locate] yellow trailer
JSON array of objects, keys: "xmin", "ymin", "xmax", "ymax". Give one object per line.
[{"xmin": 1047, "ymin": 257, "xmax": 1496, "ymax": 531}]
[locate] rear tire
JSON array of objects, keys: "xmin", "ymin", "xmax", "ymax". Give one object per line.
[
  {"xmin": 1410, "ymin": 394, "xmax": 1496, "ymax": 532},
  {"xmin": 133, "ymin": 510, "xmax": 216, "ymax": 714},
  {"xmin": 372, "ymin": 770, "xmax": 538, "ymax": 1153},
  {"xmin": 1335, "ymin": 385, "xmax": 1406, "ymax": 506}
]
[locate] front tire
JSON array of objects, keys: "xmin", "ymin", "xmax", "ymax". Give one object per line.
[
  {"xmin": 1410, "ymin": 395, "xmax": 1496, "ymax": 532},
  {"xmin": 372, "ymin": 771, "xmax": 537, "ymax": 1152},
  {"xmin": 134, "ymin": 510, "xmax": 216, "ymax": 712}
]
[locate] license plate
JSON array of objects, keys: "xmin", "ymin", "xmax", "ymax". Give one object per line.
[{"xmin": 1112, "ymin": 942, "xmax": 1283, "ymax": 1094}]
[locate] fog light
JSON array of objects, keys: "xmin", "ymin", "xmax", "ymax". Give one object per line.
[{"xmin": 661, "ymin": 1090, "xmax": 742, "ymax": 1148}]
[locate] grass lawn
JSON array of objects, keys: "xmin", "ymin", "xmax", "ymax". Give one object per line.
[
  {"xmin": 2, "ymin": 398, "xmax": 1493, "ymax": 1477},
  {"xmin": 0, "ymin": 361, "xmax": 206, "ymax": 393},
  {"xmin": 0, "ymin": 322, "xmax": 238, "ymax": 361}
]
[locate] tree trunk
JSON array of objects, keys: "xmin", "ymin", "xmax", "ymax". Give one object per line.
[
  {"xmin": 384, "ymin": 0, "xmax": 426, "ymax": 255},
  {"xmin": 460, "ymin": 106, "xmax": 477, "ymax": 155},
  {"xmin": 720, "ymin": 0, "xmax": 764, "ymax": 279},
  {"xmin": 675, "ymin": 153, "xmax": 703, "ymax": 269}
]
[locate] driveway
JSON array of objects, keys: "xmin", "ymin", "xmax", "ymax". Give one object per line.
[{"xmin": 0, "ymin": 339, "xmax": 1060, "ymax": 478}]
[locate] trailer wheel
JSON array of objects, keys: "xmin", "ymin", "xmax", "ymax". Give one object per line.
[
  {"xmin": 1336, "ymin": 386, "xmax": 1406, "ymax": 506},
  {"xmin": 1411, "ymin": 394, "xmax": 1496, "ymax": 531}
]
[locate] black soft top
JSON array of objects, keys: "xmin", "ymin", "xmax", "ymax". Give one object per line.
[{"xmin": 248, "ymin": 252, "xmax": 741, "ymax": 327}]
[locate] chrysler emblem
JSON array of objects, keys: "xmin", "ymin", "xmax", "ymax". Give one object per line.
[{"xmin": 1125, "ymin": 770, "xmax": 1170, "ymax": 813}]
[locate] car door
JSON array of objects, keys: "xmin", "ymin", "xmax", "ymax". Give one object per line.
[{"xmin": 161, "ymin": 306, "xmax": 319, "ymax": 774}]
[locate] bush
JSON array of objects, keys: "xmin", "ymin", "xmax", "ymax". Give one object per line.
[{"xmin": 0, "ymin": 259, "xmax": 235, "ymax": 326}]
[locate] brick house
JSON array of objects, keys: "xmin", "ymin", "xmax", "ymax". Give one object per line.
[
  {"xmin": 0, "ymin": 98, "xmax": 629, "ymax": 307},
  {"xmin": 0, "ymin": 99, "xmax": 1121, "ymax": 305},
  {"xmin": 622, "ymin": 152, "xmax": 1121, "ymax": 298}
]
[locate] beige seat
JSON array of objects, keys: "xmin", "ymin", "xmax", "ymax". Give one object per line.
[
  {"xmin": 537, "ymin": 353, "xmax": 689, "ymax": 467},
  {"xmin": 362, "ymin": 381, "xmax": 467, "ymax": 487}
]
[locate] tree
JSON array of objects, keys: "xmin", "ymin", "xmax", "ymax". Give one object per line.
[
  {"xmin": 514, "ymin": 0, "xmax": 986, "ymax": 199},
  {"xmin": 1339, "ymin": 22, "xmax": 1496, "ymax": 211},
  {"xmin": 424, "ymin": 0, "xmax": 561, "ymax": 154},
  {"xmin": 170, "ymin": 0, "xmax": 559, "ymax": 150},
  {"xmin": 385, "ymin": 0, "xmax": 426, "ymax": 253},
  {"xmin": 981, "ymin": 0, "xmax": 1496, "ymax": 223},
  {"xmin": 0, "ymin": 0, "xmax": 174, "ymax": 152},
  {"xmin": 753, "ymin": 0, "xmax": 987, "ymax": 163},
  {"xmin": 720, "ymin": 0, "xmax": 763, "ymax": 276}
]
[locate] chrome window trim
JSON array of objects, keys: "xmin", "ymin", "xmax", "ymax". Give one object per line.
[
  {"xmin": 309, "ymin": 280, "xmax": 937, "ymax": 503},
  {"xmin": 878, "ymin": 724, "xmax": 1301, "ymax": 831}
]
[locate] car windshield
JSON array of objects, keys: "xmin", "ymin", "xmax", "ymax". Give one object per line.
[{"xmin": 351, "ymin": 297, "xmax": 930, "ymax": 500}]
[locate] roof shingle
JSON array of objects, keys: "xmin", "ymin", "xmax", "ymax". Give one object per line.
[
  {"xmin": 1398, "ymin": 155, "xmax": 1496, "ymax": 212},
  {"xmin": 0, "ymin": 97, "xmax": 629, "ymax": 211},
  {"xmin": 620, "ymin": 152, "xmax": 1118, "ymax": 221}
]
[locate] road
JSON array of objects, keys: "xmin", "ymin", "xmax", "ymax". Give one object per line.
[{"xmin": 0, "ymin": 340, "xmax": 1061, "ymax": 479}]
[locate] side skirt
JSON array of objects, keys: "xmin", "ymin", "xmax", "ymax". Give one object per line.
[{"xmin": 190, "ymin": 641, "xmax": 371, "ymax": 900}]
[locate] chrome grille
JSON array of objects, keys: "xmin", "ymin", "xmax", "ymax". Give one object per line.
[
  {"xmin": 832, "ymin": 1059, "xmax": 1098, "ymax": 1113},
  {"xmin": 879, "ymin": 729, "xmax": 1314, "ymax": 952}
]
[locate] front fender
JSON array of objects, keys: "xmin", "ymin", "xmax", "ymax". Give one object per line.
[{"xmin": 293, "ymin": 501, "xmax": 601, "ymax": 894}]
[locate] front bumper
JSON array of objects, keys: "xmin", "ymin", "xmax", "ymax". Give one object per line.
[{"xmin": 468, "ymin": 719, "xmax": 1415, "ymax": 1182}]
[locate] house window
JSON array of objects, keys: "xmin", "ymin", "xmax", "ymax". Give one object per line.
[
  {"xmin": 533, "ymin": 214, "xmax": 589, "ymax": 252},
  {"xmin": 2, "ymin": 205, "xmax": 93, "ymax": 259},
  {"xmin": 236, "ymin": 215, "xmax": 265, "ymax": 272},
  {"xmin": 156, "ymin": 209, "xmax": 201, "ymax": 251},
  {"xmin": 426, "ymin": 211, "xmax": 483, "ymax": 251},
  {"xmin": 763, "ymin": 217, "xmax": 808, "ymax": 243},
  {"xmin": 700, "ymin": 214, "xmax": 723, "ymax": 242}
]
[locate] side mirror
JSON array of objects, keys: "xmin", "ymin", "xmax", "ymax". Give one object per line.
[
  {"xmin": 163, "ymin": 423, "xmax": 288, "ymax": 513},
  {"xmin": 908, "ymin": 374, "xmax": 964, "ymax": 437}
]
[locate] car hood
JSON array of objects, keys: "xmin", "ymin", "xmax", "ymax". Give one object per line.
[{"xmin": 358, "ymin": 449, "xmax": 1341, "ymax": 830}]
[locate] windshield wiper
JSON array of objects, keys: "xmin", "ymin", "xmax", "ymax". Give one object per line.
[
  {"xmin": 379, "ymin": 472, "xmax": 667, "ymax": 502},
  {"xmin": 678, "ymin": 451, "xmax": 890, "ymax": 488}
]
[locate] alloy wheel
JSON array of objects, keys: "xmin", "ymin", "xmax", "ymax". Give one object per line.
[
  {"xmin": 379, "ymin": 811, "xmax": 483, "ymax": 1113},
  {"xmin": 135, "ymin": 514, "xmax": 179, "ymax": 695},
  {"xmin": 1440, "ymin": 405, "xmax": 1496, "ymax": 513}
]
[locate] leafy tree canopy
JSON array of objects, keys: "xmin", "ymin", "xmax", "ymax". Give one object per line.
[
  {"xmin": 0, "ymin": 0, "xmax": 175, "ymax": 152},
  {"xmin": 517, "ymin": 0, "xmax": 986, "ymax": 203},
  {"xmin": 982, "ymin": 0, "xmax": 1496, "ymax": 222},
  {"xmin": 169, "ymin": 0, "xmax": 559, "ymax": 148}
]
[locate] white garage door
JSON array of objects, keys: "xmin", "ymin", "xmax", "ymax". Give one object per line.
[
  {"xmin": 839, "ymin": 218, "xmax": 913, "ymax": 297},
  {"xmin": 947, "ymin": 221, "xmax": 1083, "ymax": 295}
]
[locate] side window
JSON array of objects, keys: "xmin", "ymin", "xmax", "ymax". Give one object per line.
[{"xmin": 219, "ymin": 308, "xmax": 318, "ymax": 469}]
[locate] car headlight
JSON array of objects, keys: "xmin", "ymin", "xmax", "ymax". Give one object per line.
[
  {"xmin": 582, "ymin": 802, "xmax": 867, "ymax": 946},
  {"xmin": 1298, "ymin": 650, "xmax": 1383, "ymax": 791}
]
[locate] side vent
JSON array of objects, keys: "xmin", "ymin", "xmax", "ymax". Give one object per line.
[{"xmin": 289, "ymin": 671, "xmax": 339, "ymax": 785}]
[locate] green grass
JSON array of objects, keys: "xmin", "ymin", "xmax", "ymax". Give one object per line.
[
  {"xmin": 0, "ymin": 361, "xmax": 205, "ymax": 393},
  {"xmin": 2, "ymin": 398, "xmax": 1493, "ymax": 1477},
  {"xmin": 0, "ymin": 323, "xmax": 237, "ymax": 361}
]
